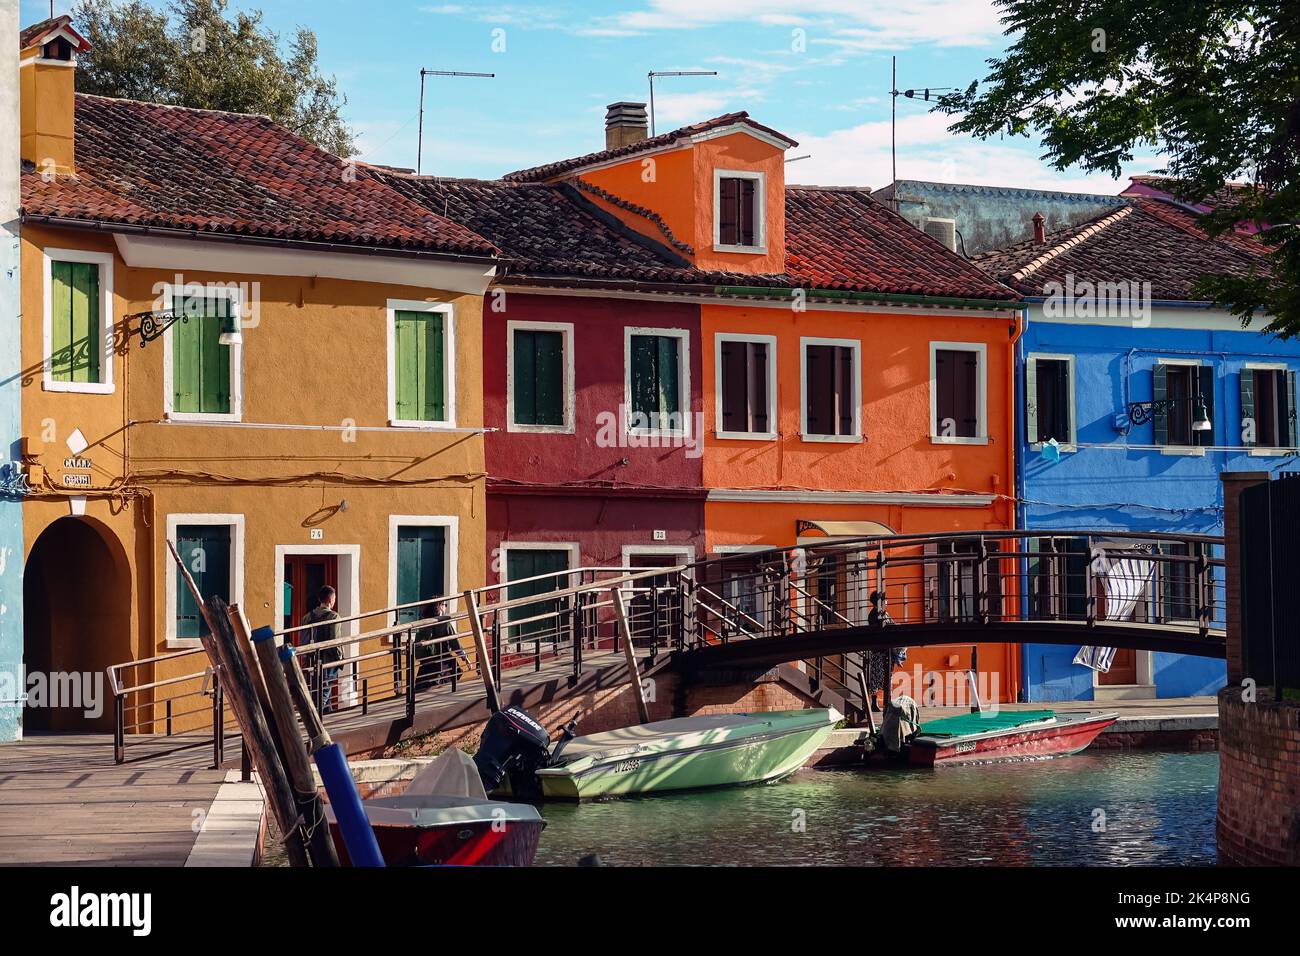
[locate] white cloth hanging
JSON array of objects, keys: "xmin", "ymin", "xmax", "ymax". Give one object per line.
[{"xmin": 1074, "ymin": 548, "xmax": 1156, "ymax": 672}]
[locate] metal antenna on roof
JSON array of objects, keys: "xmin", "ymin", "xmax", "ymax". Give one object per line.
[
  {"xmin": 888, "ymin": 56, "xmax": 956, "ymax": 212},
  {"xmin": 417, "ymin": 68, "xmax": 495, "ymax": 176},
  {"xmin": 647, "ymin": 71, "xmax": 718, "ymax": 137}
]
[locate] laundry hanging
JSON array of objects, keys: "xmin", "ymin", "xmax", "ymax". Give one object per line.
[{"xmin": 1074, "ymin": 548, "xmax": 1157, "ymax": 672}]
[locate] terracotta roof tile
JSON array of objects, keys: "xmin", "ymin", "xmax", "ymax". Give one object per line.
[
  {"xmin": 973, "ymin": 196, "xmax": 1271, "ymax": 301},
  {"xmin": 20, "ymin": 94, "xmax": 497, "ymax": 258}
]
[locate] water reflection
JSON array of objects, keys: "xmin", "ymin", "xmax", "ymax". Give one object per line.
[{"xmin": 533, "ymin": 750, "xmax": 1218, "ymax": 867}]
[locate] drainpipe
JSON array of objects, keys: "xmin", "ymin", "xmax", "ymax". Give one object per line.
[{"xmin": 1003, "ymin": 306, "xmax": 1024, "ymax": 702}]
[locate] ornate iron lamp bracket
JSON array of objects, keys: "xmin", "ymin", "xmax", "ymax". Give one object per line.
[{"xmin": 132, "ymin": 309, "xmax": 187, "ymax": 347}]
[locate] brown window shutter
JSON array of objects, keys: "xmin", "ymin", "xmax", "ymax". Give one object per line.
[{"xmin": 718, "ymin": 178, "xmax": 739, "ymax": 246}]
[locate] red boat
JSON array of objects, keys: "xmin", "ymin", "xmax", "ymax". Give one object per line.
[
  {"xmin": 326, "ymin": 748, "xmax": 545, "ymax": 866},
  {"xmin": 905, "ymin": 709, "xmax": 1119, "ymax": 767}
]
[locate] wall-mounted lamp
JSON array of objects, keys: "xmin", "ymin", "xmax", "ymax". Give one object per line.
[{"xmin": 1128, "ymin": 394, "xmax": 1212, "ymax": 431}]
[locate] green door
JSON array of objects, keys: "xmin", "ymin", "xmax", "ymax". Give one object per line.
[
  {"xmin": 395, "ymin": 525, "xmax": 447, "ymax": 626},
  {"xmin": 176, "ymin": 525, "xmax": 231, "ymax": 638},
  {"xmin": 506, "ymin": 548, "xmax": 571, "ymax": 642}
]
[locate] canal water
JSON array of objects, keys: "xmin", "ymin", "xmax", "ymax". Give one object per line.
[{"xmin": 533, "ymin": 749, "xmax": 1218, "ymax": 866}]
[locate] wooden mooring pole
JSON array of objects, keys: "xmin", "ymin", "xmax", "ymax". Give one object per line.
[{"xmin": 611, "ymin": 587, "xmax": 651, "ymax": 724}]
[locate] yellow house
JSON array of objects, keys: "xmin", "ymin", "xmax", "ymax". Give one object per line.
[{"xmin": 16, "ymin": 17, "xmax": 498, "ymax": 733}]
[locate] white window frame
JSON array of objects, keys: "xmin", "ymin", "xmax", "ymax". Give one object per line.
[
  {"xmin": 165, "ymin": 513, "xmax": 245, "ymax": 648},
  {"xmin": 929, "ymin": 341, "xmax": 988, "ymax": 445},
  {"xmin": 713, "ymin": 168, "xmax": 767, "ymax": 254},
  {"xmin": 386, "ymin": 299, "xmax": 457, "ymax": 429},
  {"xmin": 1243, "ymin": 361, "xmax": 1295, "ymax": 456},
  {"xmin": 714, "ymin": 332, "xmax": 778, "ymax": 441},
  {"xmin": 620, "ymin": 543, "xmax": 696, "ymax": 570},
  {"xmin": 506, "ymin": 319, "xmax": 575, "ymax": 434},
  {"xmin": 387, "ymin": 515, "xmax": 460, "ymax": 626},
  {"xmin": 162, "ymin": 281, "xmax": 244, "ymax": 423},
  {"xmin": 624, "ymin": 326, "xmax": 692, "ymax": 438},
  {"xmin": 42, "ymin": 247, "xmax": 115, "ymax": 395},
  {"xmin": 1155, "ymin": 357, "xmax": 1207, "ymax": 457},
  {"xmin": 1026, "ymin": 351, "xmax": 1077, "ymax": 452},
  {"xmin": 800, "ymin": 336, "xmax": 862, "ymax": 443}
]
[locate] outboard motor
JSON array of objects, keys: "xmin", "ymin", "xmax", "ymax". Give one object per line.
[{"xmin": 472, "ymin": 706, "xmax": 553, "ymax": 800}]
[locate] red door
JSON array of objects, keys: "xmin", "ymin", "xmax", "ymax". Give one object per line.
[{"xmin": 284, "ymin": 554, "xmax": 339, "ymax": 645}]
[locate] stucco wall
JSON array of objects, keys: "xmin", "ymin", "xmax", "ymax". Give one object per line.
[
  {"xmin": 18, "ymin": 224, "xmax": 488, "ymax": 734},
  {"xmin": 1017, "ymin": 305, "xmax": 1297, "ymax": 700}
]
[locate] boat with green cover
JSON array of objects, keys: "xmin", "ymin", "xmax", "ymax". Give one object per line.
[{"xmin": 534, "ymin": 708, "xmax": 842, "ymax": 799}]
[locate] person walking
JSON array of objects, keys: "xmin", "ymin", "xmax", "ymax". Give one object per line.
[
  {"xmin": 302, "ymin": 585, "xmax": 343, "ymax": 713},
  {"xmin": 414, "ymin": 599, "xmax": 468, "ymax": 690}
]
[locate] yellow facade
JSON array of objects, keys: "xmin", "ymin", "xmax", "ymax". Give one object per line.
[{"xmin": 19, "ymin": 223, "xmax": 488, "ymax": 732}]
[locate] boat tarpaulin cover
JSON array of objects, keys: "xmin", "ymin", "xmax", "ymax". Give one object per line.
[
  {"xmin": 1074, "ymin": 548, "xmax": 1157, "ymax": 672},
  {"xmin": 918, "ymin": 709, "xmax": 1057, "ymax": 738}
]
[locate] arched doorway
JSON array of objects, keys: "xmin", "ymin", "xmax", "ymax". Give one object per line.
[{"xmin": 23, "ymin": 517, "xmax": 132, "ymax": 733}]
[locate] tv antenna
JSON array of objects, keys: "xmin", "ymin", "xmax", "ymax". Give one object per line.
[
  {"xmin": 648, "ymin": 70, "xmax": 718, "ymax": 136},
  {"xmin": 889, "ymin": 55, "xmax": 957, "ymax": 210},
  {"xmin": 418, "ymin": 68, "xmax": 495, "ymax": 175}
]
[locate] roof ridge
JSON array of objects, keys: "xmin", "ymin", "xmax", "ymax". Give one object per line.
[
  {"xmin": 569, "ymin": 177, "xmax": 694, "ymax": 255},
  {"xmin": 1010, "ymin": 205, "xmax": 1135, "ymax": 282}
]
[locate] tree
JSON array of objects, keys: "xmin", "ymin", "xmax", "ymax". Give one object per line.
[
  {"xmin": 72, "ymin": 0, "xmax": 355, "ymax": 157},
  {"xmin": 940, "ymin": 2, "xmax": 1298, "ymax": 337}
]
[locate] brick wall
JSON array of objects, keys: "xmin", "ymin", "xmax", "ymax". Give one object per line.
[
  {"xmin": 1216, "ymin": 687, "xmax": 1300, "ymax": 866},
  {"xmin": 1217, "ymin": 470, "xmax": 1300, "ymax": 866}
]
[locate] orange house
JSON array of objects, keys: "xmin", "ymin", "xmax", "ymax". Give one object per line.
[{"xmin": 500, "ymin": 104, "xmax": 1025, "ymax": 700}]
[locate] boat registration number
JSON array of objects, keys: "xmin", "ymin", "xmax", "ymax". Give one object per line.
[
  {"xmin": 954, "ymin": 741, "xmax": 977, "ymax": 754},
  {"xmin": 612, "ymin": 758, "xmax": 641, "ymax": 773}
]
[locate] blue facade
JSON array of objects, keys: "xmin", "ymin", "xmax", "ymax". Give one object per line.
[{"xmin": 1017, "ymin": 304, "xmax": 1298, "ymax": 701}]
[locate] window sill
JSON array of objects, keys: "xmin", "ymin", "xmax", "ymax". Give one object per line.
[
  {"xmin": 931, "ymin": 435, "xmax": 989, "ymax": 446},
  {"xmin": 1248, "ymin": 447, "xmax": 1294, "ymax": 457},
  {"xmin": 43, "ymin": 380, "xmax": 115, "ymax": 395},
  {"xmin": 801, "ymin": 433, "xmax": 863, "ymax": 444},
  {"xmin": 1030, "ymin": 441, "xmax": 1076, "ymax": 455},
  {"xmin": 1159, "ymin": 445, "xmax": 1207, "ymax": 457},
  {"xmin": 628, "ymin": 427, "xmax": 691, "ymax": 440},
  {"xmin": 507, "ymin": 422, "xmax": 574, "ymax": 435},
  {"xmin": 712, "ymin": 243, "xmax": 768, "ymax": 255},
  {"xmin": 389, "ymin": 419, "xmax": 459, "ymax": 430},
  {"xmin": 166, "ymin": 411, "xmax": 241, "ymax": 424},
  {"xmin": 165, "ymin": 638, "xmax": 203, "ymax": 651},
  {"xmin": 716, "ymin": 430, "xmax": 778, "ymax": 442}
]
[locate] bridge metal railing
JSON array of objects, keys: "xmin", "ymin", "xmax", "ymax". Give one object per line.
[
  {"xmin": 107, "ymin": 529, "xmax": 1225, "ymax": 764},
  {"xmin": 107, "ymin": 564, "xmax": 683, "ymax": 765}
]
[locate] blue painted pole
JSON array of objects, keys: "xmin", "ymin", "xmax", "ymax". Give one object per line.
[{"xmin": 278, "ymin": 644, "xmax": 384, "ymax": 867}]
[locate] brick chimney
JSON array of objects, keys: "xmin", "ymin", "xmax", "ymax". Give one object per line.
[
  {"xmin": 1031, "ymin": 211, "xmax": 1046, "ymax": 243},
  {"xmin": 19, "ymin": 16, "xmax": 91, "ymax": 175},
  {"xmin": 604, "ymin": 102, "xmax": 648, "ymax": 150}
]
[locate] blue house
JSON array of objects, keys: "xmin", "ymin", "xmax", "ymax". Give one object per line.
[{"xmin": 977, "ymin": 194, "xmax": 1289, "ymax": 701}]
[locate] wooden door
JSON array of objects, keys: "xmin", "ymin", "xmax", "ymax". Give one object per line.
[
  {"xmin": 283, "ymin": 554, "xmax": 339, "ymax": 645},
  {"xmin": 1099, "ymin": 647, "xmax": 1138, "ymax": 685}
]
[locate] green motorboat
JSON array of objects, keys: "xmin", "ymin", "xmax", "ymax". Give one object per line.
[{"xmin": 533, "ymin": 708, "xmax": 841, "ymax": 800}]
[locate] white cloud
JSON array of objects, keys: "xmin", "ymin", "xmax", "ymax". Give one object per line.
[
  {"xmin": 789, "ymin": 112, "xmax": 1160, "ymax": 194},
  {"xmin": 586, "ymin": 0, "xmax": 1005, "ymax": 48}
]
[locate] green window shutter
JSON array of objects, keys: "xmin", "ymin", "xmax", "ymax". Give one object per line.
[
  {"xmin": 395, "ymin": 310, "xmax": 446, "ymax": 422},
  {"xmin": 513, "ymin": 330, "xmax": 537, "ymax": 425},
  {"xmin": 50, "ymin": 261, "xmax": 101, "ymax": 383},
  {"xmin": 1025, "ymin": 358, "xmax": 1039, "ymax": 443},
  {"xmin": 176, "ymin": 525, "xmax": 231, "ymax": 638},
  {"xmin": 630, "ymin": 335, "xmax": 657, "ymax": 420},
  {"xmin": 533, "ymin": 330, "xmax": 563, "ymax": 425},
  {"xmin": 1151, "ymin": 364, "xmax": 1168, "ymax": 446},
  {"xmin": 513, "ymin": 329, "xmax": 563, "ymax": 426},
  {"xmin": 1288, "ymin": 370, "xmax": 1298, "ymax": 449},
  {"xmin": 657, "ymin": 336, "xmax": 680, "ymax": 424},
  {"xmin": 1240, "ymin": 369, "xmax": 1256, "ymax": 448},
  {"xmin": 395, "ymin": 525, "xmax": 446, "ymax": 625},
  {"xmin": 506, "ymin": 548, "xmax": 570, "ymax": 640},
  {"xmin": 1196, "ymin": 365, "xmax": 1215, "ymax": 447},
  {"xmin": 172, "ymin": 296, "xmax": 230, "ymax": 414}
]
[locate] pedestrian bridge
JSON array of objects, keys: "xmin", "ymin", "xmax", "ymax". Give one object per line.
[{"xmin": 107, "ymin": 529, "xmax": 1225, "ymax": 764}]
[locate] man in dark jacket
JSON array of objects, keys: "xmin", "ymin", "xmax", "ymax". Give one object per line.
[
  {"xmin": 414, "ymin": 600, "xmax": 462, "ymax": 690},
  {"xmin": 302, "ymin": 586, "xmax": 343, "ymax": 712}
]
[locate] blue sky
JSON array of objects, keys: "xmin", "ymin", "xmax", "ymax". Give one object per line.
[{"xmin": 29, "ymin": 0, "xmax": 1162, "ymax": 192}]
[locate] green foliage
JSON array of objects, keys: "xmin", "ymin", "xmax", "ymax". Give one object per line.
[
  {"xmin": 72, "ymin": 0, "xmax": 355, "ymax": 157},
  {"xmin": 940, "ymin": 1, "xmax": 1298, "ymax": 336}
]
